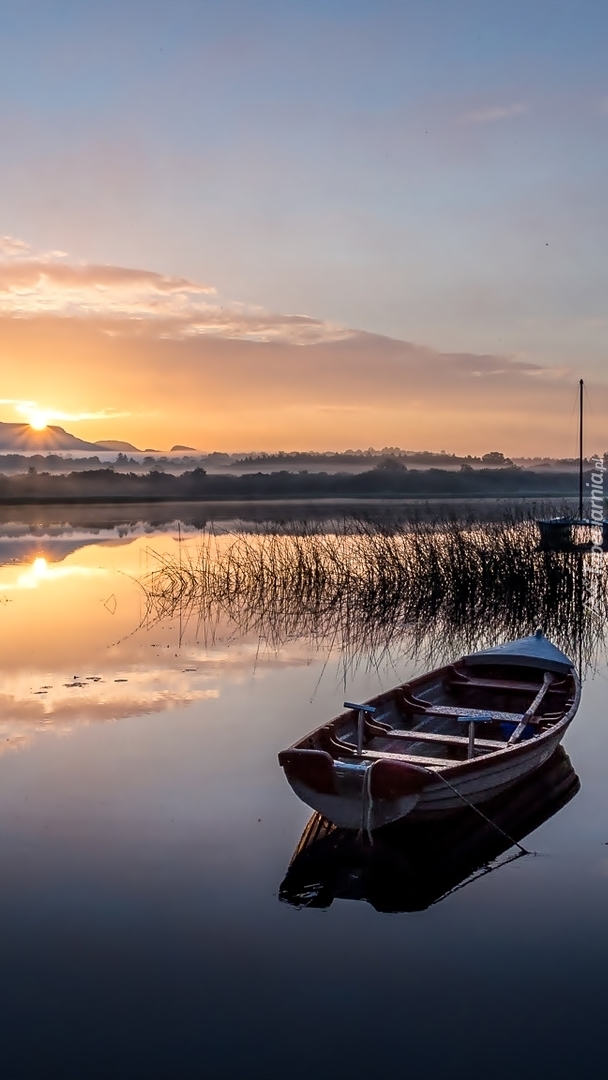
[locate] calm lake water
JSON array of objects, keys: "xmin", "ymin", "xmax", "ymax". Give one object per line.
[{"xmin": 0, "ymin": 509, "xmax": 607, "ymax": 1080}]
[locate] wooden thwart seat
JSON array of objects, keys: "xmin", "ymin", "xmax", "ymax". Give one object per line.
[
  {"xmin": 377, "ymin": 727, "xmax": 505, "ymax": 750},
  {"xmin": 359, "ymin": 748, "xmax": 465, "ymax": 768},
  {"xmin": 421, "ymin": 704, "xmax": 525, "ymax": 722},
  {"xmin": 449, "ymin": 675, "xmax": 544, "ymax": 693},
  {"xmin": 448, "ymin": 666, "xmax": 568, "ymax": 695},
  {"xmin": 331, "ymin": 727, "xmax": 504, "ymax": 759}
]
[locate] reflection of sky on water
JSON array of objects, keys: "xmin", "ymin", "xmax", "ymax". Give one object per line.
[
  {"xmin": 1, "ymin": 522, "xmax": 608, "ymax": 1079},
  {"xmin": 2, "ymin": 525, "xmax": 607, "ymax": 745},
  {"xmin": 0, "ymin": 533, "xmax": 323, "ymax": 753}
]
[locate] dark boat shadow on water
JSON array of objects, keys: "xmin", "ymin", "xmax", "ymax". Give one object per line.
[{"xmin": 279, "ymin": 747, "xmax": 580, "ymax": 913}]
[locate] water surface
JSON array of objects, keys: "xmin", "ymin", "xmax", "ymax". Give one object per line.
[{"xmin": 0, "ymin": 514, "xmax": 607, "ymax": 1079}]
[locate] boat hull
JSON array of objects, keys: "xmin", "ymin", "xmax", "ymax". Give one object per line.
[{"xmin": 284, "ymin": 727, "xmax": 566, "ymax": 830}]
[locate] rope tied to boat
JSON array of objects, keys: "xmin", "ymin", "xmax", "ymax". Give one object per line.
[
  {"xmin": 358, "ymin": 764, "xmax": 531, "ymax": 855},
  {"xmin": 420, "ymin": 767, "xmax": 532, "ymax": 856},
  {"xmin": 360, "ymin": 761, "xmax": 376, "ymax": 845}
]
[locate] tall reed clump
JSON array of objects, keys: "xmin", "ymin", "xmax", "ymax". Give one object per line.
[{"xmin": 141, "ymin": 515, "xmax": 608, "ymax": 673}]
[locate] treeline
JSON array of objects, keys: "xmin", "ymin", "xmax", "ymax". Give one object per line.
[
  {"xmin": 0, "ymin": 453, "xmax": 110, "ymax": 472},
  {"xmin": 0, "ymin": 452, "xmax": 195, "ymax": 473},
  {"xmin": 0, "ymin": 464, "xmax": 589, "ymax": 503},
  {"xmin": 232, "ymin": 449, "xmax": 515, "ymax": 467}
]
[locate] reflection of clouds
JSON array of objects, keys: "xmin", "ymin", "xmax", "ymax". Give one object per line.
[
  {"xmin": 0, "ymin": 646, "xmax": 315, "ymax": 737},
  {"xmin": 0, "ymin": 556, "xmax": 106, "ymax": 592},
  {"xmin": 0, "ymin": 673, "xmax": 220, "ymax": 735},
  {"xmin": 0, "ymin": 532, "xmax": 320, "ymax": 757}
]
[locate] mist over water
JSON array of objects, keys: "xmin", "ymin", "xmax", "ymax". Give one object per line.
[{"xmin": 0, "ymin": 507, "xmax": 607, "ymax": 1079}]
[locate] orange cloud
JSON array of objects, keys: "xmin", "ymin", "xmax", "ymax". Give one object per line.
[
  {"xmin": 0, "ymin": 311, "xmax": 603, "ymax": 456},
  {"xmin": 0, "ymin": 246, "xmax": 604, "ymax": 455}
]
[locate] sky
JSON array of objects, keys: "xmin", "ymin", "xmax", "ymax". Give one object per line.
[{"xmin": 0, "ymin": 0, "xmax": 607, "ymax": 454}]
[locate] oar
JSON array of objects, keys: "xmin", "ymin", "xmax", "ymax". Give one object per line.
[{"xmin": 507, "ymin": 672, "xmax": 554, "ymax": 745}]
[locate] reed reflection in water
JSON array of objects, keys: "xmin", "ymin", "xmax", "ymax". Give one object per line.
[{"xmin": 141, "ymin": 515, "xmax": 608, "ymax": 675}]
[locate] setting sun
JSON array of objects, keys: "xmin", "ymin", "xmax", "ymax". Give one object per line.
[
  {"xmin": 28, "ymin": 409, "xmax": 50, "ymax": 431},
  {"xmin": 15, "ymin": 402, "xmax": 53, "ymax": 430}
]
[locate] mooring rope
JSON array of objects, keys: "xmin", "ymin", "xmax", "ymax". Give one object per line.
[
  {"xmin": 357, "ymin": 758, "xmax": 532, "ymax": 856},
  {"xmin": 419, "ymin": 767, "xmax": 532, "ymax": 856},
  {"xmin": 360, "ymin": 762, "xmax": 375, "ymax": 844}
]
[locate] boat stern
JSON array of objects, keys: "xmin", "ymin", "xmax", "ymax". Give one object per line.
[{"xmin": 278, "ymin": 749, "xmax": 429, "ymax": 830}]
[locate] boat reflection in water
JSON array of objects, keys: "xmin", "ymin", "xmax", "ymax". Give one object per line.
[{"xmin": 280, "ymin": 747, "xmax": 579, "ymax": 913}]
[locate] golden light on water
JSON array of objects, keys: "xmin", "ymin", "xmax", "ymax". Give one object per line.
[{"xmin": 0, "ymin": 534, "xmax": 276, "ymax": 746}]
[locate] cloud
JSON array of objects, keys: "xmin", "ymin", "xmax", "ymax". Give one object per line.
[
  {"xmin": 0, "ymin": 235, "xmax": 30, "ymax": 256},
  {"xmin": 0, "ymin": 258, "xmax": 215, "ymax": 308},
  {"xmin": 460, "ymin": 103, "xmax": 528, "ymax": 125},
  {"xmin": 178, "ymin": 309, "xmax": 352, "ymax": 344},
  {"xmin": 2, "ymin": 306, "xmax": 602, "ymax": 456},
  {"xmin": 0, "ymin": 246, "xmax": 604, "ymax": 455},
  {"xmin": 0, "ymin": 254, "xmax": 353, "ymax": 344}
]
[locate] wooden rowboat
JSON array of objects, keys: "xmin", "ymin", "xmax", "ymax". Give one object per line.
[{"xmin": 278, "ymin": 631, "xmax": 580, "ymax": 831}]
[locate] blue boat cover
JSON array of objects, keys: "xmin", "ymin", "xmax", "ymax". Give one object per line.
[{"xmin": 462, "ymin": 631, "xmax": 574, "ymax": 674}]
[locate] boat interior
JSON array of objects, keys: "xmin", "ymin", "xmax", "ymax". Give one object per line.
[{"xmin": 299, "ymin": 662, "xmax": 578, "ymax": 768}]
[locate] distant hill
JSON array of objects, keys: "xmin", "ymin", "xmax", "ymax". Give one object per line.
[
  {"xmin": 94, "ymin": 439, "xmax": 142, "ymax": 452},
  {"xmin": 0, "ymin": 422, "xmax": 101, "ymax": 452},
  {"xmin": 171, "ymin": 444, "xmax": 197, "ymax": 452}
]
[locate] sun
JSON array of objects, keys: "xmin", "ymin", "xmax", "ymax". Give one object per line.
[{"xmin": 28, "ymin": 409, "xmax": 50, "ymax": 431}]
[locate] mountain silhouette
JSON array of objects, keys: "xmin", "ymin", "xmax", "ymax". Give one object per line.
[
  {"xmin": 0, "ymin": 422, "xmax": 104, "ymax": 452},
  {"xmin": 94, "ymin": 439, "xmax": 142, "ymax": 452}
]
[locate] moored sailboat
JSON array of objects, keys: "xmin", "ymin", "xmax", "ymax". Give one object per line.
[{"xmin": 537, "ymin": 378, "xmax": 608, "ymax": 551}]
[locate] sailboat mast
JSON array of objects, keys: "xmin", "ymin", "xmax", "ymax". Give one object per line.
[{"xmin": 578, "ymin": 378, "xmax": 584, "ymax": 521}]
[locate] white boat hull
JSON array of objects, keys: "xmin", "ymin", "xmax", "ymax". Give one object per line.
[{"xmin": 284, "ymin": 719, "xmax": 573, "ymax": 831}]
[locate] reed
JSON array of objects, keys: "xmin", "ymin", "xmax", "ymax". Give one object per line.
[{"xmin": 140, "ymin": 513, "xmax": 608, "ymax": 674}]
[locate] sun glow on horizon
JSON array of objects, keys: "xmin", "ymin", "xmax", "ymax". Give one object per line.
[
  {"xmin": 27, "ymin": 409, "xmax": 51, "ymax": 431},
  {"xmin": 12, "ymin": 401, "xmax": 53, "ymax": 430},
  {"xmin": 5, "ymin": 399, "xmax": 132, "ymax": 432}
]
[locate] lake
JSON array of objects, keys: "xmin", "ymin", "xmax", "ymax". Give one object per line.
[{"xmin": 0, "ymin": 508, "xmax": 607, "ymax": 1079}]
